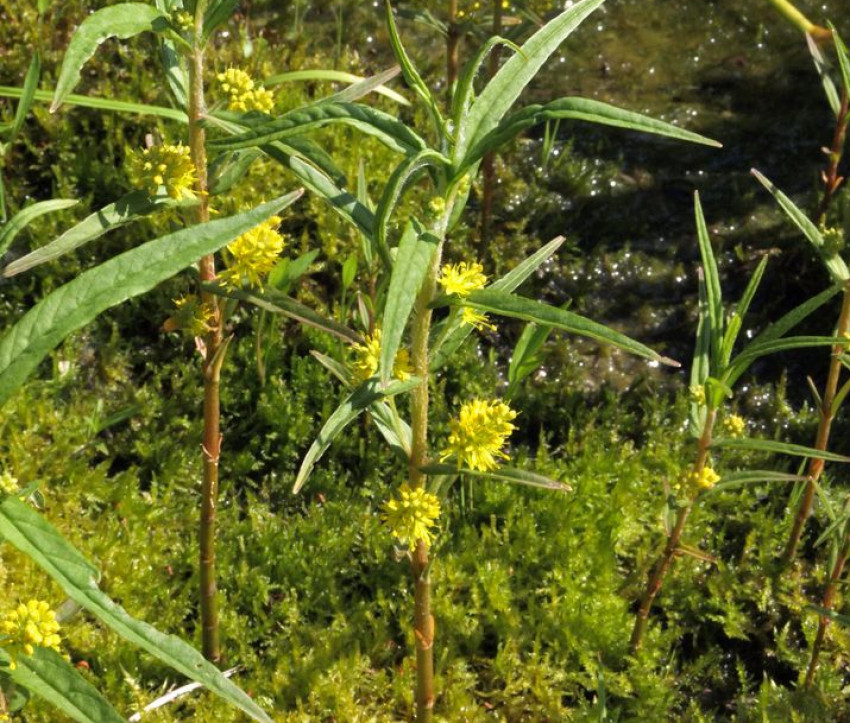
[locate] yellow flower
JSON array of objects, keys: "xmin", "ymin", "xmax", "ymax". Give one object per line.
[
  {"xmin": 691, "ymin": 466, "xmax": 720, "ymax": 491},
  {"xmin": 166, "ymin": 295, "xmax": 216, "ymax": 336},
  {"xmin": 220, "ymin": 216, "xmax": 286, "ymax": 288},
  {"xmin": 216, "ymin": 67, "xmax": 275, "ymax": 113},
  {"xmin": 172, "ymin": 10, "xmax": 193, "ymax": 32},
  {"xmin": 127, "ymin": 143, "xmax": 196, "ymax": 200},
  {"xmin": 439, "ymin": 261, "xmax": 488, "ymax": 297},
  {"xmin": 689, "ymin": 384, "xmax": 706, "ymax": 407},
  {"xmin": 350, "ymin": 328, "xmax": 412, "ymax": 384},
  {"xmin": 381, "ymin": 484, "xmax": 441, "ymax": 550},
  {"xmin": 723, "ymin": 414, "xmax": 746, "ymax": 438},
  {"xmin": 0, "ymin": 471, "xmax": 19, "ymax": 495},
  {"xmin": 1, "ymin": 600, "xmax": 62, "ymax": 670},
  {"xmin": 461, "ymin": 307, "xmax": 495, "ymax": 331},
  {"xmin": 441, "ymin": 399, "xmax": 517, "ymax": 471}
]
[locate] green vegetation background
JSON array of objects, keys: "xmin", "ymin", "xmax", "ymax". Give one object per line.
[{"xmin": 1, "ymin": 0, "xmax": 849, "ymax": 719}]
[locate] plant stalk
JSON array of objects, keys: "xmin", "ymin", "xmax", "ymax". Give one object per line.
[
  {"xmin": 764, "ymin": 0, "xmax": 831, "ymax": 41},
  {"xmin": 816, "ymin": 92, "xmax": 849, "ymax": 228},
  {"xmin": 782, "ymin": 282, "xmax": 850, "ymax": 565},
  {"xmin": 189, "ymin": 1, "xmax": 223, "ymax": 663},
  {"xmin": 446, "ymin": 0, "xmax": 460, "ymax": 91},
  {"xmin": 629, "ymin": 407, "xmax": 717, "ymax": 653}
]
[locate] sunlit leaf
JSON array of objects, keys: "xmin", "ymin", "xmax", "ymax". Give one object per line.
[{"xmin": 0, "ymin": 199, "xmax": 79, "ymax": 259}]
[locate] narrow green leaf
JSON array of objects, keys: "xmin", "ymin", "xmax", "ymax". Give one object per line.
[
  {"xmin": 265, "ymin": 68, "xmax": 410, "ymax": 106},
  {"xmin": 806, "ymin": 604, "xmax": 850, "ymax": 626},
  {"xmin": 749, "ymin": 283, "xmax": 842, "ymax": 347},
  {"xmin": 3, "ymin": 192, "xmax": 191, "ymax": 277},
  {"xmin": 0, "ymin": 193, "xmax": 301, "ymax": 408},
  {"xmin": 0, "ymin": 498, "xmax": 274, "ymax": 723},
  {"xmin": 456, "ymin": 0, "xmax": 606, "ymax": 164},
  {"xmin": 694, "ymin": 192, "xmax": 724, "ymax": 370},
  {"xmin": 374, "ymin": 149, "xmax": 448, "ymax": 267},
  {"xmin": 751, "ymin": 168, "xmax": 850, "ymax": 282},
  {"xmin": 268, "ymin": 249, "xmax": 319, "ymax": 293},
  {"xmin": 807, "ymin": 33, "xmax": 841, "ymax": 116},
  {"xmin": 420, "ymin": 463, "xmax": 570, "ymax": 492},
  {"xmin": 830, "ymin": 24, "xmax": 850, "ymax": 97},
  {"xmin": 203, "ymin": 0, "xmax": 238, "ymax": 41},
  {"xmin": 10, "ymin": 53, "xmax": 41, "ymax": 140},
  {"xmin": 831, "ymin": 375, "xmax": 850, "ymax": 417},
  {"xmin": 160, "ymin": 34, "xmax": 189, "ymax": 111},
  {"xmin": 294, "ymin": 377, "xmax": 422, "ymax": 493},
  {"xmin": 0, "ymin": 85, "xmax": 188, "ymax": 122},
  {"xmin": 459, "ymin": 289, "xmax": 679, "ymax": 366},
  {"xmin": 370, "ymin": 400, "xmax": 412, "ymax": 459},
  {"xmin": 430, "ymin": 236, "xmax": 565, "ymax": 370},
  {"xmin": 690, "ymin": 271, "xmax": 710, "ymax": 434},
  {"xmin": 4, "ymin": 647, "xmax": 124, "ymax": 723},
  {"xmin": 380, "ymin": 221, "xmax": 439, "ymax": 383},
  {"xmin": 506, "ymin": 321, "xmax": 555, "ymax": 397},
  {"xmin": 461, "ymin": 96, "xmax": 720, "ymax": 170},
  {"xmin": 721, "ymin": 255, "xmax": 769, "ymax": 365},
  {"xmin": 0, "ymin": 172, "xmax": 6, "ymax": 223},
  {"xmin": 712, "ymin": 436, "xmax": 850, "ymax": 462},
  {"xmin": 208, "ymin": 102, "xmax": 427, "ymax": 156},
  {"xmin": 310, "ymin": 350, "xmax": 350, "ymax": 385},
  {"xmin": 0, "ymin": 199, "xmax": 79, "ymax": 259},
  {"xmin": 320, "ymin": 66, "xmax": 403, "ymax": 105},
  {"xmin": 726, "ymin": 336, "xmax": 847, "ymax": 387},
  {"xmin": 209, "ymin": 149, "xmax": 263, "ymax": 195},
  {"xmin": 51, "ymin": 4, "xmax": 169, "ymax": 111},
  {"xmin": 706, "ymin": 470, "xmax": 805, "ymax": 493},
  {"xmin": 211, "ymin": 285, "xmax": 362, "ymax": 344}
]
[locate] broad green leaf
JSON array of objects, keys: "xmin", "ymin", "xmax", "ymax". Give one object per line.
[
  {"xmin": 3, "ymin": 192, "xmax": 192, "ymax": 277},
  {"xmin": 203, "ymin": 0, "xmax": 238, "ymax": 41},
  {"xmin": 380, "ymin": 221, "xmax": 439, "ymax": 383},
  {"xmin": 51, "ymin": 4, "xmax": 169, "ymax": 111},
  {"xmin": 711, "ymin": 436, "xmax": 850, "ymax": 462},
  {"xmin": 294, "ymin": 376, "xmax": 422, "ymax": 493},
  {"xmin": 460, "ymin": 96, "xmax": 720, "ymax": 171},
  {"xmin": 4, "ymin": 647, "xmax": 124, "ymax": 723},
  {"xmin": 751, "ymin": 169, "xmax": 850, "ymax": 282},
  {"xmin": 459, "ymin": 289, "xmax": 679, "ymax": 366},
  {"xmin": 725, "ymin": 336, "xmax": 847, "ymax": 388},
  {"xmin": 706, "ymin": 470, "xmax": 804, "ymax": 493},
  {"xmin": 0, "ymin": 193, "xmax": 301, "ymax": 408},
  {"xmin": 694, "ymin": 192, "xmax": 724, "ymax": 369},
  {"xmin": 265, "ymin": 68, "xmax": 410, "ymax": 106},
  {"xmin": 455, "ymin": 0, "xmax": 606, "ymax": 164},
  {"xmin": 0, "ymin": 85, "xmax": 188, "ymax": 122},
  {"xmin": 0, "ymin": 199, "xmax": 79, "ymax": 259},
  {"xmin": 807, "ymin": 33, "xmax": 841, "ymax": 116},
  {"xmin": 721, "ymin": 255, "xmax": 769, "ymax": 367},
  {"xmin": 431, "ymin": 236, "xmax": 565, "ymax": 370},
  {"xmin": 0, "ymin": 498, "xmax": 274, "ymax": 723},
  {"xmin": 10, "ymin": 53, "xmax": 41, "ymax": 140},
  {"xmin": 375, "ymin": 149, "xmax": 448, "ymax": 267},
  {"xmin": 208, "ymin": 102, "xmax": 427, "ymax": 156},
  {"xmin": 210, "ymin": 285, "xmax": 361, "ymax": 344},
  {"xmin": 420, "ymin": 463, "xmax": 571, "ymax": 492}
]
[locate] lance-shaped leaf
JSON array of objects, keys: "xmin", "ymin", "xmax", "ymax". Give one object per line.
[
  {"xmin": 294, "ymin": 376, "xmax": 422, "ymax": 493},
  {"xmin": 0, "ymin": 192, "xmax": 301, "ymax": 408},
  {"xmin": 724, "ymin": 336, "xmax": 848, "ymax": 388},
  {"xmin": 380, "ymin": 221, "xmax": 438, "ymax": 383},
  {"xmin": 749, "ymin": 284, "xmax": 842, "ymax": 347},
  {"xmin": 0, "ymin": 85, "xmax": 188, "ymax": 122},
  {"xmin": 3, "ymin": 647, "xmax": 124, "ymax": 723},
  {"xmin": 831, "ymin": 23, "xmax": 850, "ymax": 97},
  {"xmin": 752, "ymin": 169, "xmax": 850, "ymax": 282},
  {"xmin": 694, "ymin": 192, "xmax": 724, "ymax": 369},
  {"xmin": 375, "ymin": 149, "xmax": 448, "ymax": 266},
  {"xmin": 431, "ymin": 236, "xmax": 565, "ymax": 370},
  {"xmin": 203, "ymin": 0, "xmax": 239, "ymax": 41},
  {"xmin": 208, "ymin": 102, "xmax": 427, "ymax": 156},
  {"xmin": 455, "ymin": 0, "xmax": 606, "ymax": 164},
  {"xmin": 0, "ymin": 199, "xmax": 79, "ymax": 259},
  {"xmin": 265, "ymin": 68, "xmax": 409, "ymax": 106},
  {"xmin": 10, "ymin": 52, "xmax": 41, "ymax": 140},
  {"xmin": 420, "ymin": 463, "xmax": 570, "ymax": 492},
  {"xmin": 720, "ymin": 255, "xmax": 769, "ymax": 368},
  {"xmin": 808, "ymin": 33, "xmax": 841, "ymax": 116},
  {"xmin": 461, "ymin": 96, "xmax": 720, "ymax": 171},
  {"xmin": 690, "ymin": 270, "xmax": 711, "ymax": 434},
  {"xmin": 712, "ymin": 436, "xmax": 850, "ymax": 462},
  {"xmin": 455, "ymin": 289, "xmax": 678, "ymax": 366},
  {"xmin": 209, "ymin": 285, "xmax": 362, "ymax": 344},
  {"xmin": 51, "ymin": 3, "xmax": 169, "ymax": 111},
  {"xmin": 0, "ymin": 497, "xmax": 274, "ymax": 723},
  {"xmin": 705, "ymin": 470, "xmax": 805, "ymax": 493},
  {"xmin": 506, "ymin": 320, "xmax": 555, "ymax": 399},
  {"xmin": 3, "ymin": 192, "xmax": 194, "ymax": 277}
]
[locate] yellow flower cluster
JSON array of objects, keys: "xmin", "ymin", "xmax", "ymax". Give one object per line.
[
  {"xmin": 127, "ymin": 143, "xmax": 197, "ymax": 200},
  {"xmin": 381, "ymin": 484, "xmax": 441, "ymax": 550},
  {"xmin": 689, "ymin": 384, "xmax": 706, "ymax": 407},
  {"xmin": 441, "ymin": 399, "xmax": 517, "ymax": 471},
  {"xmin": 722, "ymin": 414, "xmax": 746, "ymax": 438},
  {"xmin": 350, "ymin": 328, "xmax": 412, "ymax": 384},
  {"xmin": 440, "ymin": 261, "xmax": 495, "ymax": 331},
  {"xmin": 172, "ymin": 10, "xmax": 193, "ymax": 32},
  {"xmin": 220, "ymin": 216, "xmax": 286, "ymax": 288},
  {"xmin": 461, "ymin": 307, "xmax": 495, "ymax": 331},
  {"xmin": 0, "ymin": 471, "xmax": 18, "ymax": 495},
  {"xmin": 166, "ymin": 295, "xmax": 216, "ymax": 337},
  {"xmin": 1, "ymin": 600, "xmax": 62, "ymax": 670},
  {"xmin": 691, "ymin": 466, "xmax": 720, "ymax": 492},
  {"xmin": 217, "ymin": 68, "xmax": 275, "ymax": 113}
]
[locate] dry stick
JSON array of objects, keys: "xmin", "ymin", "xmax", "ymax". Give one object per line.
[
  {"xmin": 629, "ymin": 408, "xmax": 717, "ymax": 653},
  {"xmin": 189, "ymin": 1, "xmax": 223, "ymax": 663},
  {"xmin": 446, "ymin": 0, "xmax": 460, "ymax": 91},
  {"xmin": 781, "ymin": 93, "xmax": 850, "ymax": 565},
  {"xmin": 479, "ymin": 0, "xmax": 504, "ymax": 244}
]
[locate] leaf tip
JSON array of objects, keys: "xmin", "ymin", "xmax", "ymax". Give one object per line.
[{"xmin": 659, "ymin": 355, "xmax": 681, "ymax": 368}]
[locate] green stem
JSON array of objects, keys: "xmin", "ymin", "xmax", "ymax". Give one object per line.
[
  {"xmin": 189, "ymin": 0, "xmax": 223, "ymax": 664},
  {"xmin": 782, "ymin": 283, "xmax": 850, "ymax": 565},
  {"xmin": 816, "ymin": 92, "xmax": 849, "ymax": 229},
  {"xmin": 629, "ymin": 407, "xmax": 717, "ymax": 653},
  {"xmin": 764, "ymin": 0, "xmax": 831, "ymax": 40}
]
